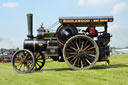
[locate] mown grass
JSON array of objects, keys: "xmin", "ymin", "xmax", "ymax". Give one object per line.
[{"xmin": 0, "ymin": 54, "xmax": 128, "ymax": 85}]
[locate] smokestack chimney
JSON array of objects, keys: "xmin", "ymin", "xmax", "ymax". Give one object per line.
[{"xmin": 27, "ymin": 13, "xmax": 33, "ymax": 39}]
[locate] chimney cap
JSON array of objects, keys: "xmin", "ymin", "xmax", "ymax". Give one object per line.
[{"xmin": 27, "ymin": 13, "xmax": 33, "ymax": 16}]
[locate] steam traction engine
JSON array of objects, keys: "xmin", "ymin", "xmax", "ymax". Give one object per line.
[{"xmin": 12, "ymin": 14, "xmax": 113, "ymax": 73}]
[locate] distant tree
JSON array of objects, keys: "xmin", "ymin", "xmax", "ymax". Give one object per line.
[
  {"xmin": 125, "ymin": 46, "xmax": 128, "ymax": 49},
  {"xmin": 111, "ymin": 47, "xmax": 117, "ymax": 49},
  {"xmin": 16, "ymin": 47, "xmax": 19, "ymax": 50}
]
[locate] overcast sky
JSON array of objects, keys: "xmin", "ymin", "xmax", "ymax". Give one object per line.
[{"xmin": 0, "ymin": 0, "xmax": 128, "ymax": 49}]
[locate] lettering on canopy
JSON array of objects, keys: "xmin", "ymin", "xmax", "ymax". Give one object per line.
[{"xmin": 62, "ymin": 19, "xmax": 113, "ymax": 23}]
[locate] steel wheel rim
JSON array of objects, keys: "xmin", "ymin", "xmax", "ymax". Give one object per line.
[
  {"xmin": 63, "ymin": 35, "xmax": 99, "ymax": 70},
  {"xmin": 12, "ymin": 49, "xmax": 35, "ymax": 73}
]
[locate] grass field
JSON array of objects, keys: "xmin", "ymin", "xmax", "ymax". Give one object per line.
[{"xmin": 0, "ymin": 54, "xmax": 128, "ymax": 85}]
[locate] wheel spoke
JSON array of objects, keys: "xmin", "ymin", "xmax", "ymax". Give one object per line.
[
  {"xmin": 26, "ymin": 60, "xmax": 33, "ymax": 63},
  {"xmin": 18, "ymin": 63, "xmax": 23, "ymax": 70},
  {"xmin": 66, "ymin": 52, "xmax": 77, "ymax": 55},
  {"xmin": 87, "ymin": 46, "xmax": 95, "ymax": 50},
  {"xmin": 25, "ymin": 63, "xmax": 30, "ymax": 71},
  {"xmin": 36, "ymin": 58, "xmax": 43, "ymax": 60},
  {"xmin": 81, "ymin": 60, "xmax": 83, "ymax": 68},
  {"xmin": 78, "ymin": 38, "xmax": 81, "ymax": 47},
  {"xmin": 70, "ymin": 55, "xmax": 78, "ymax": 62},
  {"xmin": 81, "ymin": 56, "xmax": 87, "ymax": 66},
  {"xmin": 76, "ymin": 57, "xmax": 80, "ymax": 66},
  {"xmin": 17, "ymin": 54, "xmax": 23, "ymax": 59},
  {"xmin": 69, "ymin": 45, "xmax": 77, "ymax": 51},
  {"xmin": 81, "ymin": 41, "xmax": 84, "ymax": 49},
  {"xmin": 70, "ymin": 56, "xmax": 76, "ymax": 62},
  {"xmin": 86, "ymin": 50, "xmax": 95, "ymax": 54},
  {"xmin": 86, "ymin": 55, "xmax": 93, "ymax": 62},
  {"xmin": 70, "ymin": 42, "xmax": 76, "ymax": 48},
  {"xmin": 19, "ymin": 52, "xmax": 24, "ymax": 58},
  {"xmin": 85, "ymin": 58, "xmax": 91, "ymax": 65},
  {"xmin": 24, "ymin": 53, "xmax": 28, "ymax": 60},
  {"xmin": 27, "ymin": 56, "xmax": 32, "ymax": 59},
  {"xmin": 16, "ymin": 62, "xmax": 22, "ymax": 67},
  {"xmin": 23, "ymin": 64, "xmax": 26, "ymax": 71},
  {"xmin": 35, "ymin": 65, "xmax": 37, "ymax": 69},
  {"xmin": 83, "ymin": 40, "xmax": 88, "ymax": 48},
  {"xmin": 73, "ymin": 59, "xmax": 77, "ymax": 66},
  {"xmin": 66, "ymin": 48, "xmax": 74, "ymax": 51},
  {"xmin": 27, "ymin": 61, "xmax": 32, "ymax": 67},
  {"xmin": 67, "ymin": 55, "xmax": 75, "ymax": 59},
  {"xmin": 70, "ymin": 53, "xmax": 77, "ymax": 55},
  {"xmin": 83, "ymin": 44, "xmax": 91, "ymax": 51},
  {"xmin": 36, "ymin": 53, "xmax": 40, "ymax": 59},
  {"xmin": 87, "ymin": 54, "xmax": 96, "ymax": 58},
  {"xmin": 36, "ymin": 62, "xmax": 40, "ymax": 67},
  {"xmin": 37, "ymin": 61, "xmax": 43, "ymax": 64},
  {"xmin": 75, "ymin": 42, "xmax": 80, "ymax": 49}
]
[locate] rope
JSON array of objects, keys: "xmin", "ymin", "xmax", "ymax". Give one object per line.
[{"xmin": 46, "ymin": 22, "xmax": 59, "ymax": 31}]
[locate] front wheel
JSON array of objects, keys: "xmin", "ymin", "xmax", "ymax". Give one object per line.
[{"xmin": 12, "ymin": 49, "xmax": 35, "ymax": 73}]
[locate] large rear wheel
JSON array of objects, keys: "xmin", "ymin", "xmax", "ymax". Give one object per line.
[{"xmin": 63, "ymin": 35, "xmax": 99, "ymax": 70}]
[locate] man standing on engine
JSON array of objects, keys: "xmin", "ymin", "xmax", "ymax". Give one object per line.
[{"xmin": 83, "ymin": 26, "xmax": 98, "ymax": 37}]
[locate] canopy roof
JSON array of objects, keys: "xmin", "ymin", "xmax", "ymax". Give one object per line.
[{"xmin": 59, "ymin": 16, "xmax": 114, "ymax": 27}]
